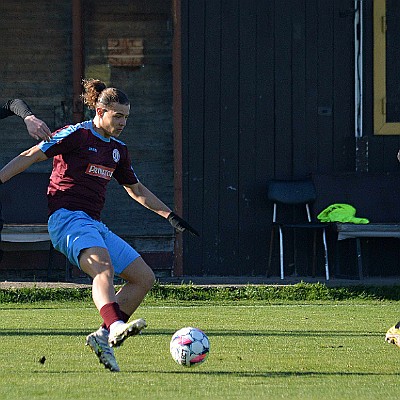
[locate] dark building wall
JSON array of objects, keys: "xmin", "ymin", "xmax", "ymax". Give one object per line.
[
  {"xmin": 0, "ymin": 1, "xmax": 72, "ymax": 167},
  {"xmin": 2, "ymin": 1, "xmax": 400, "ymax": 280},
  {"xmin": 180, "ymin": 0, "xmax": 400, "ymax": 277},
  {"xmin": 0, "ymin": 1, "xmax": 175, "ymax": 277},
  {"xmin": 82, "ymin": 0, "xmax": 175, "ymax": 251}
]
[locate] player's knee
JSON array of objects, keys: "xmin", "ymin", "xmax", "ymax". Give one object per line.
[
  {"xmin": 121, "ymin": 258, "xmax": 155, "ymax": 290},
  {"xmin": 79, "ymin": 255, "xmax": 114, "ymax": 281},
  {"xmin": 142, "ymin": 265, "xmax": 156, "ymax": 291}
]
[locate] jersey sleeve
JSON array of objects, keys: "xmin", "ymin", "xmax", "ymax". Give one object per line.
[
  {"xmin": 0, "ymin": 99, "xmax": 33, "ymax": 120},
  {"xmin": 113, "ymin": 146, "xmax": 139, "ymax": 185},
  {"xmin": 38, "ymin": 125, "xmax": 81, "ymax": 157}
]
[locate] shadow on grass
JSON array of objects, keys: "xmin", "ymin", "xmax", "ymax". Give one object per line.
[
  {"xmin": 0, "ymin": 328, "xmax": 383, "ymax": 338},
  {"xmin": 147, "ymin": 329, "xmax": 383, "ymax": 339},
  {"xmin": 29, "ymin": 369, "xmax": 400, "ymax": 377},
  {"xmin": 131, "ymin": 370, "xmax": 400, "ymax": 377},
  {"xmin": 0, "ymin": 329, "xmax": 90, "ymax": 337}
]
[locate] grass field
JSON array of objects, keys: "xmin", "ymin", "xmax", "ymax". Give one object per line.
[{"xmin": 0, "ymin": 298, "xmax": 399, "ymax": 400}]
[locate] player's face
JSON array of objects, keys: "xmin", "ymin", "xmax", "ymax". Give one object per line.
[{"xmin": 98, "ymin": 102, "xmax": 130, "ymax": 138}]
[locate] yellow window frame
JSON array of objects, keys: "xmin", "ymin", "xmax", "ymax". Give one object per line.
[{"xmin": 374, "ymin": 0, "xmax": 400, "ymax": 134}]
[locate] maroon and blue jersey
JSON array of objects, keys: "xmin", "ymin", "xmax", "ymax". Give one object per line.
[{"xmin": 38, "ymin": 120, "xmax": 138, "ymax": 220}]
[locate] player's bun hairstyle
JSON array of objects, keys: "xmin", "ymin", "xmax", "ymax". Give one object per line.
[{"xmin": 81, "ymin": 79, "xmax": 130, "ymax": 110}]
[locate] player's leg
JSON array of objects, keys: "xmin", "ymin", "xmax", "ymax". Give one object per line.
[
  {"xmin": 102, "ymin": 258, "xmax": 155, "ymax": 347},
  {"xmin": 79, "ymin": 246, "xmax": 122, "ymax": 371},
  {"xmin": 99, "ymin": 231, "xmax": 153, "ymax": 347},
  {"xmin": 79, "ymin": 245, "xmax": 132, "ymax": 333},
  {"xmin": 116, "ymin": 256, "xmax": 156, "ymax": 316},
  {"xmin": 79, "ymin": 246, "xmax": 117, "ymax": 309},
  {"xmin": 47, "ymin": 210, "xmax": 123, "ymax": 371}
]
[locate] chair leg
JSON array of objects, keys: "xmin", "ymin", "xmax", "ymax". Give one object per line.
[
  {"xmin": 322, "ymin": 228, "xmax": 329, "ymax": 280},
  {"xmin": 279, "ymin": 226, "xmax": 284, "ymax": 279}
]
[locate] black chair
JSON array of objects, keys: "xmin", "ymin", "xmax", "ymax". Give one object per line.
[{"xmin": 267, "ymin": 179, "xmax": 330, "ymax": 280}]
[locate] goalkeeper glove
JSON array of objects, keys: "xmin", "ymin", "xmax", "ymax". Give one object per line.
[{"xmin": 168, "ymin": 212, "xmax": 199, "ymax": 237}]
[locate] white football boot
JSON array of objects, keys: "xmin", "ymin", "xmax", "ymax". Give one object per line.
[
  {"xmin": 108, "ymin": 318, "xmax": 147, "ymax": 347},
  {"xmin": 86, "ymin": 327, "xmax": 120, "ymax": 372}
]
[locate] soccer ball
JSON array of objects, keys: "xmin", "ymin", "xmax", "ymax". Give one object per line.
[{"xmin": 170, "ymin": 327, "xmax": 210, "ymax": 367}]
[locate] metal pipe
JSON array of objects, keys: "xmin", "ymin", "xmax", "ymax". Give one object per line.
[
  {"xmin": 72, "ymin": 0, "xmax": 84, "ymax": 124},
  {"xmin": 355, "ymin": 0, "xmax": 363, "ymax": 138}
]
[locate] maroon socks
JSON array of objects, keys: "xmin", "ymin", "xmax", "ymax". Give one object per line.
[{"xmin": 100, "ymin": 302, "xmax": 130, "ymax": 330}]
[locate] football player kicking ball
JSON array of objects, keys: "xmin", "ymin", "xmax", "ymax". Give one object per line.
[{"xmin": 0, "ymin": 79, "xmax": 198, "ymax": 372}]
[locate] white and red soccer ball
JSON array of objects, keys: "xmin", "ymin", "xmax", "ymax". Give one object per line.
[{"xmin": 170, "ymin": 327, "xmax": 210, "ymax": 367}]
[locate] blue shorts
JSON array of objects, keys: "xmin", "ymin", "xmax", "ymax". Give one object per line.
[{"xmin": 48, "ymin": 208, "xmax": 140, "ymax": 275}]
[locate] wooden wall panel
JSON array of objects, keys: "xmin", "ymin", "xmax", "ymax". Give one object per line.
[
  {"xmin": 304, "ymin": 0, "xmax": 319, "ymax": 174},
  {"xmin": 0, "ymin": 1, "xmax": 72, "ymax": 169},
  {"xmin": 274, "ymin": 1, "xmax": 293, "ymax": 178},
  {"xmin": 202, "ymin": 0, "xmax": 222, "ymax": 274},
  {"xmin": 253, "ymin": 1, "xmax": 275, "ymax": 274},
  {"xmin": 316, "ymin": 1, "xmax": 334, "ymax": 172},
  {"xmin": 217, "ymin": 0, "xmax": 240, "ymax": 274},
  {"xmin": 238, "ymin": 0, "xmax": 258, "ymax": 274},
  {"xmin": 183, "ymin": 0, "xmax": 206, "ymax": 274},
  {"xmin": 291, "ymin": 2, "xmax": 308, "ymax": 177}
]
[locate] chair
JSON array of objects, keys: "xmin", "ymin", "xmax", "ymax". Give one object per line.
[{"xmin": 267, "ymin": 179, "xmax": 330, "ymax": 280}]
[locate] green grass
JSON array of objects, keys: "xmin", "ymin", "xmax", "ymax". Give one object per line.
[
  {"xmin": 0, "ymin": 299, "xmax": 400, "ymax": 399},
  {"xmin": 3, "ymin": 281, "xmax": 400, "ymax": 303}
]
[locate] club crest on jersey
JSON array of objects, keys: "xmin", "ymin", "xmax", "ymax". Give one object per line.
[
  {"xmin": 86, "ymin": 164, "xmax": 114, "ymax": 180},
  {"xmin": 113, "ymin": 149, "xmax": 120, "ymax": 162}
]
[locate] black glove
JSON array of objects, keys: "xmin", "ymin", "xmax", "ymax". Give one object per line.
[{"xmin": 168, "ymin": 212, "xmax": 199, "ymax": 237}]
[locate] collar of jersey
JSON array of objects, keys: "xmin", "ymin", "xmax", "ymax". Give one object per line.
[{"xmin": 88, "ymin": 120, "xmax": 111, "ymax": 142}]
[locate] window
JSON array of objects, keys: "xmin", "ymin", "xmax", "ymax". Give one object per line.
[{"xmin": 374, "ymin": 0, "xmax": 400, "ymax": 134}]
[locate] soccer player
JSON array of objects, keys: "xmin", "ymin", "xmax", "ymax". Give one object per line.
[
  {"xmin": 1, "ymin": 99, "xmax": 51, "ymax": 141},
  {"xmin": 386, "ymin": 323, "xmax": 400, "ymax": 347},
  {"xmin": 386, "ymin": 150, "xmax": 400, "ymax": 348},
  {"xmin": 0, "ymin": 79, "xmax": 198, "ymax": 372}
]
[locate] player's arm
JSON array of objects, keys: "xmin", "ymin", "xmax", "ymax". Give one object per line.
[
  {"xmin": 123, "ymin": 181, "xmax": 172, "ymax": 218},
  {"xmin": 23, "ymin": 115, "xmax": 52, "ymax": 142},
  {"xmin": 0, "ymin": 145, "xmax": 48, "ymax": 184},
  {"xmin": 1, "ymin": 99, "xmax": 52, "ymax": 142},
  {"xmin": 123, "ymin": 181, "xmax": 199, "ymax": 236}
]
